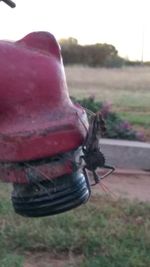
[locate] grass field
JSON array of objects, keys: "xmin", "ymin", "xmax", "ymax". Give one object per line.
[
  {"xmin": 65, "ymin": 66, "xmax": 150, "ymax": 133},
  {"xmin": 0, "ymin": 66, "xmax": 150, "ymax": 267},
  {"xmin": 0, "ymin": 182, "xmax": 150, "ymax": 267}
]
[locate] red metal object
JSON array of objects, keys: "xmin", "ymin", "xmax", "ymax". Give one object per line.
[
  {"xmin": 0, "ymin": 32, "xmax": 87, "ymax": 164},
  {"xmin": 0, "ymin": 32, "xmax": 91, "ymax": 217}
]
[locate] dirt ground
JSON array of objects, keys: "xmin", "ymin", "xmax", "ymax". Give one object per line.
[
  {"xmin": 93, "ymin": 170, "xmax": 150, "ymax": 202},
  {"xmin": 24, "ymin": 252, "xmax": 83, "ymax": 267},
  {"xmin": 23, "ymin": 170, "xmax": 150, "ymax": 267}
]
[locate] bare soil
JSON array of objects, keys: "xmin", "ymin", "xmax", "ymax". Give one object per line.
[
  {"xmin": 24, "ymin": 252, "xmax": 83, "ymax": 267},
  {"xmin": 93, "ymin": 171, "xmax": 150, "ymax": 202}
]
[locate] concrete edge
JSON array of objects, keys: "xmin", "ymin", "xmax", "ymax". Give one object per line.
[{"xmin": 100, "ymin": 139, "xmax": 150, "ymax": 171}]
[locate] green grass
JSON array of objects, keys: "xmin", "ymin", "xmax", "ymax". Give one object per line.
[
  {"xmin": 0, "ymin": 183, "xmax": 150, "ymax": 267},
  {"xmin": 114, "ymin": 93, "xmax": 150, "ymax": 111},
  {"xmin": 65, "ymin": 66, "xmax": 150, "ymax": 131},
  {"xmin": 65, "ymin": 66, "xmax": 150, "ymax": 109},
  {"xmin": 119, "ymin": 112, "xmax": 150, "ymax": 128},
  {"xmin": 0, "ymin": 254, "xmax": 24, "ymax": 267}
]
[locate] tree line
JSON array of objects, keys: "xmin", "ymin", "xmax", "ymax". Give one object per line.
[
  {"xmin": 59, "ymin": 37, "xmax": 125, "ymax": 68},
  {"xmin": 59, "ymin": 37, "xmax": 146, "ymax": 68}
]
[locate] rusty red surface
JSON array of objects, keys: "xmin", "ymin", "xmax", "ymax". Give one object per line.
[
  {"xmin": 0, "ymin": 32, "xmax": 88, "ymax": 163},
  {"xmin": 0, "ymin": 159, "xmax": 73, "ymax": 183}
]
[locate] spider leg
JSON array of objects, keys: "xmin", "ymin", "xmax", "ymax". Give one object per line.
[
  {"xmin": 100, "ymin": 165, "xmax": 115, "ymax": 180},
  {"xmin": 93, "ymin": 170, "xmax": 100, "ymax": 184},
  {"xmin": 90, "ymin": 170, "xmax": 101, "ymax": 186},
  {"xmin": 91, "ymin": 165, "xmax": 115, "ymax": 185}
]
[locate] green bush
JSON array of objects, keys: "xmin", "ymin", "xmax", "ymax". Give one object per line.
[{"xmin": 72, "ymin": 96, "xmax": 145, "ymax": 141}]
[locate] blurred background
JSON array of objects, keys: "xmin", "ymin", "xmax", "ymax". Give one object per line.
[{"xmin": 0, "ymin": 1, "xmax": 150, "ymax": 267}]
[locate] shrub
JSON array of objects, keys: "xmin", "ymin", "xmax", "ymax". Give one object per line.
[{"xmin": 72, "ymin": 96, "xmax": 145, "ymax": 141}]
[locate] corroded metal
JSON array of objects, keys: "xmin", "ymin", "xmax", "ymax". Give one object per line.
[
  {"xmin": 0, "ymin": 32, "xmax": 91, "ymax": 216},
  {"xmin": 0, "ymin": 32, "xmax": 88, "ymax": 165}
]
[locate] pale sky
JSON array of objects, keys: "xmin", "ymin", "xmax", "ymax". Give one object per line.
[{"xmin": 0, "ymin": 0, "xmax": 150, "ymax": 61}]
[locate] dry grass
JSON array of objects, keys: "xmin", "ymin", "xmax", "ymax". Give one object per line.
[
  {"xmin": 0, "ymin": 181, "xmax": 150, "ymax": 267},
  {"xmin": 65, "ymin": 65, "xmax": 150, "ymax": 112},
  {"xmin": 65, "ymin": 65, "xmax": 150, "ymax": 140}
]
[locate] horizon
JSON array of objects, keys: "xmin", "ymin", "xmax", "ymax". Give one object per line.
[
  {"xmin": 0, "ymin": 0, "xmax": 149, "ymax": 61},
  {"xmin": 59, "ymin": 36, "xmax": 149, "ymax": 62}
]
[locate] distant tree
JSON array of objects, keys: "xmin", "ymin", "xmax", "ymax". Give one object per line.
[
  {"xmin": 82, "ymin": 43, "xmax": 118, "ymax": 66},
  {"xmin": 59, "ymin": 37, "xmax": 124, "ymax": 67},
  {"xmin": 59, "ymin": 37, "xmax": 78, "ymax": 45}
]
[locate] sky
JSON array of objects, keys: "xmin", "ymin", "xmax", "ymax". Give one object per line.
[{"xmin": 0, "ymin": 0, "xmax": 150, "ymax": 61}]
